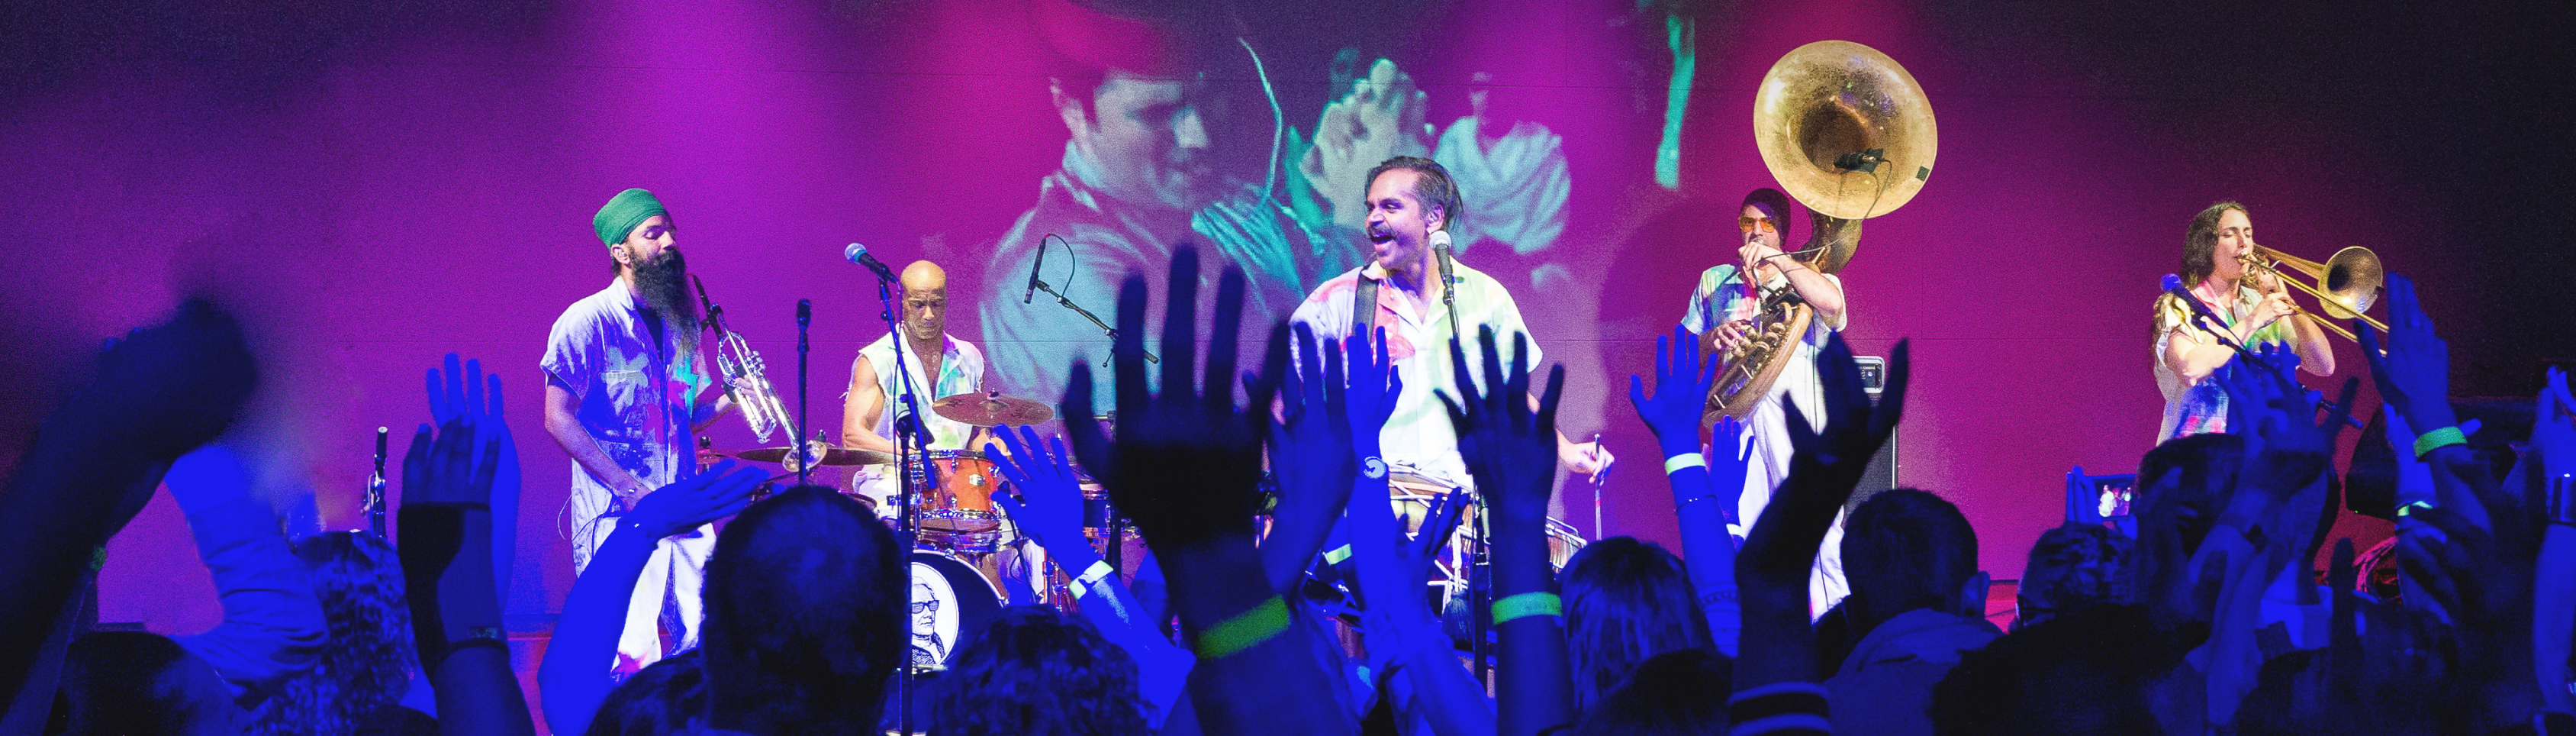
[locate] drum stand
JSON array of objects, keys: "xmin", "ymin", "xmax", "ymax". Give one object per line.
[{"xmin": 875, "ymin": 273, "xmax": 941, "ymax": 735}]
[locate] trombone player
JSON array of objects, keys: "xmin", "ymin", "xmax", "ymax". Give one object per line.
[{"xmin": 2154, "ymin": 202, "xmax": 2336, "ymax": 440}]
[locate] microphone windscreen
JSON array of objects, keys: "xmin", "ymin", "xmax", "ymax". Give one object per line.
[{"xmin": 2160, "ymin": 273, "xmax": 2183, "ymax": 292}]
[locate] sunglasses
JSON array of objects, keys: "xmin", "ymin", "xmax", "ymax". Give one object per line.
[{"xmin": 1737, "ymin": 216, "xmax": 1778, "ymax": 234}]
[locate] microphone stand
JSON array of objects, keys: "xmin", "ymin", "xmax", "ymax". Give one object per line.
[
  {"xmin": 1032, "ymin": 277, "xmax": 1159, "ymax": 366},
  {"xmin": 2174, "ymin": 285, "xmax": 2275, "ymax": 372},
  {"xmin": 877, "ymin": 275, "xmax": 936, "ymax": 735},
  {"xmin": 367, "ymin": 427, "xmax": 389, "ymax": 537},
  {"xmin": 1437, "ymin": 244, "xmax": 1494, "ymax": 686},
  {"xmin": 797, "ymin": 299, "xmax": 812, "ymax": 487}
]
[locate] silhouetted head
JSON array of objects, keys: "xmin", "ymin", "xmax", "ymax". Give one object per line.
[
  {"xmin": 700, "ymin": 485, "xmax": 905, "ymax": 734},
  {"xmin": 932, "ymin": 605, "xmax": 1148, "ymax": 736},
  {"xmin": 56, "ymin": 631, "xmax": 239, "ymax": 736},
  {"xmin": 1841, "ymin": 489, "xmax": 1982, "ymax": 630},
  {"xmin": 1559, "ymin": 536, "xmax": 1711, "ymax": 712}
]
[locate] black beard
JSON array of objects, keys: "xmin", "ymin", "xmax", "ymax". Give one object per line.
[{"xmin": 632, "ymin": 247, "xmax": 700, "ymax": 353}]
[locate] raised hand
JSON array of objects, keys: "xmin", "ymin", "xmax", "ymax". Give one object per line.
[
  {"xmin": 2359, "ymin": 273, "xmax": 2456, "ymax": 431},
  {"xmin": 98, "ymin": 299, "xmax": 259, "ymax": 460},
  {"xmin": 404, "ymin": 418, "xmax": 502, "ymax": 508},
  {"xmin": 1064, "ymin": 249, "xmax": 1270, "ymax": 551},
  {"xmin": 1302, "ymin": 58, "xmax": 1431, "ymax": 231},
  {"xmin": 987, "ymin": 426, "xmax": 1092, "ymax": 558},
  {"xmin": 1439, "ymin": 327, "xmax": 1563, "ymax": 522},
  {"xmin": 1438, "ymin": 326, "xmax": 1572, "ymax": 736},
  {"xmin": 1629, "ymin": 324, "xmax": 1718, "ymax": 454},
  {"xmin": 624, "ymin": 460, "xmax": 764, "ymax": 539},
  {"xmin": 1769, "ymin": 334, "xmax": 1909, "ymax": 524},
  {"xmin": 1344, "ymin": 328, "xmax": 1402, "ymax": 461},
  {"xmin": 2536, "ymin": 367, "xmax": 2575, "ymax": 479},
  {"xmin": 427, "ymin": 353, "xmax": 521, "ymax": 597}
]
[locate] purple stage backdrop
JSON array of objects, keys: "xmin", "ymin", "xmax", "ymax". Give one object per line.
[{"xmin": 1, "ymin": 0, "xmax": 2567, "ymax": 634}]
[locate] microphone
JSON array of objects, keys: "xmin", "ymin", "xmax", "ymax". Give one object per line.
[
  {"xmin": 1431, "ymin": 229, "xmax": 1459, "ymax": 336},
  {"xmin": 1025, "ymin": 240, "xmax": 1048, "ymax": 305},
  {"xmin": 843, "ymin": 243, "xmax": 897, "ymax": 282},
  {"xmin": 2160, "ymin": 273, "xmax": 2217, "ymax": 324},
  {"xmin": 2164, "ymin": 273, "xmax": 2258, "ymax": 360},
  {"xmin": 1430, "ymin": 229, "xmax": 1456, "ymax": 295}
]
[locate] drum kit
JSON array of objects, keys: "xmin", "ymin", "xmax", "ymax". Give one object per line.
[{"xmin": 713, "ymin": 389, "xmax": 1128, "ymax": 671}]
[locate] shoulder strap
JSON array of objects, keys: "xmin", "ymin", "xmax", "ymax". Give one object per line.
[{"xmin": 1350, "ymin": 274, "xmax": 1378, "ymax": 339}]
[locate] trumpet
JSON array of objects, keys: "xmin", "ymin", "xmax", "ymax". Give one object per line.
[
  {"xmin": 2238, "ymin": 244, "xmax": 2387, "ymax": 342},
  {"xmin": 691, "ymin": 276, "xmax": 797, "ymax": 442}
]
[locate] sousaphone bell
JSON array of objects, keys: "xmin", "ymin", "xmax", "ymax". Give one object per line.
[{"xmin": 1708, "ymin": 40, "xmax": 1937, "ymax": 423}]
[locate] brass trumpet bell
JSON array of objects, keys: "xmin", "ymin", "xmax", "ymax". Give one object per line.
[{"xmin": 1753, "ymin": 40, "xmax": 1938, "ymax": 273}]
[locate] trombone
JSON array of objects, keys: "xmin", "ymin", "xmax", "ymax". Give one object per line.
[{"xmin": 2239, "ymin": 244, "xmax": 2387, "ymax": 342}]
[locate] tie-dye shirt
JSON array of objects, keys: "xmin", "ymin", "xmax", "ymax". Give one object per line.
[
  {"xmin": 2153, "ymin": 286, "xmax": 2295, "ymax": 441},
  {"xmin": 1290, "ymin": 260, "xmax": 1538, "ymax": 490}
]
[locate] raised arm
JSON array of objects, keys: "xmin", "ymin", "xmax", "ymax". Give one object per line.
[
  {"xmin": 537, "ymin": 460, "xmax": 762, "ymax": 735},
  {"xmin": 164, "ymin": 444, "xmax": 327, "ymax": 689},
  {"xmin": 1064, "ymin": 250, "xmax": 1347, "ymax": 736},
  {"xmin": 1731, "ymin": 334, "xmax": 1907, "ymax": 736},
  {"xmin": 401, "ymin": 391, "xmax": 534, "ymax": 736},
  {"xmin": 1442, "ymin": 327, "xmax": 1573, "ymax": 736},
  {"xmin": 989, "ymin": 425, "xmax": 1195, "ymax": 728},
  {"xmin": 0, "ymin": 300, "xmax": 253, "ymax": 716},
  {"xmin": 1629, "ymin": 324, "xmax": 1745, "ymax": 654}
]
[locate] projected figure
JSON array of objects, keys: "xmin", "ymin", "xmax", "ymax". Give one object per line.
[
  {"xmin": 543, "ymin": 188, "xmax": 734, "ymax": 671},
  {"xmin": 1682, "ymin": 187, "xmax": 1850, "ymax": 613},
  {"xmin": 980, "ymin": 2, "xmax": 1354, "ymax": 405},
  {"xmin": 1289, "ymin": 157, "xmax": 1611, "ymax": 492},
  {"xmin": 2152, "ymin": 202, "xmax": 2336, "ymax": 440}
]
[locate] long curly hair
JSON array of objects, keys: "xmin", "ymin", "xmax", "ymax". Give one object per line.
[
  {"xmin": 932, "ymin": 605, "xmax": 1148, "ymax": 736},
  {"xmin": 2180, "ymin": 201, "xmax": 2248, "ymax": 287},
  {"xmin": 247, "ymin": 531, "xmax": 417, "ymax": 736},
  {"xmin": 1560, "ymin": 537, "xmax": 1711, "ymax": 712}
]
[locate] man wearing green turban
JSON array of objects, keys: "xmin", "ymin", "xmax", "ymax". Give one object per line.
[{"xmin": 543, "ymin": 187, "xmax": 734, "ymax": 670}]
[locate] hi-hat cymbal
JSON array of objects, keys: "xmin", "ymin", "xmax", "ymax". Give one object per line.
[
  {"xmin": 931, "ymin": 390, "xmax": 1055, "ymax": 427},
  {"xmin": 728, "ymin": 445, "xmax": 895, "ymax": 466}
]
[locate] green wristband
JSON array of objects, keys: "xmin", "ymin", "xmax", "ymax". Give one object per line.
[
  {"xmin": 1192, "ymin": 596, "xmax": 1290, "ymax": 660},
  {"xmin": 2413, "ymin": 426, "xmax": 2468, "ymax": 459},
  {"xmin": 1492, "ymin": 592, "xmax": 1563, "ymax": 625}
]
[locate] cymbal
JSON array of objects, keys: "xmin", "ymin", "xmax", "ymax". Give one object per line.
[
  {"xmin": 728, "ymin": 445, "xmax": 895, "ymax": 466},
  {"xmin": 931, "ymin": 391, "xmax": 1056, "ymax": 427}
]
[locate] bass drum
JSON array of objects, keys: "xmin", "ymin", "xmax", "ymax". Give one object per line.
[{"xmin": 906, "ymin": 550, "xmax": 1003, "ymax": 673}]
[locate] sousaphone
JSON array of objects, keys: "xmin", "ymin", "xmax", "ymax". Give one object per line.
[{"xmin": 1708, "ymin": 40, "xmax": 1936, "ymax": 424}]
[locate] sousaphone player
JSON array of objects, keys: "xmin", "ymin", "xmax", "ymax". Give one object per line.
[{"xmin": 1684, "ymin": 40, "xmax": 1936, "ymax": 617}]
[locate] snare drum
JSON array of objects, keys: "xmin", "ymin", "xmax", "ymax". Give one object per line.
[
  {"xmin": 906, "ymin": 550, "xmax": 1003, "ymax": 672},
  {"xmin": 913, "ymin": 450, "xmax": 1005, "ymax": 534}
]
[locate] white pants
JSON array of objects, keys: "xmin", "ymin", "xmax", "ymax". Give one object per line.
[
  {"xmin": 572, "ymin": 488, "xmax": 714, "ymax": 670},
  {"xmin": 1728, "ymin": 389, "xmax": 1850, "ymax": 621}
]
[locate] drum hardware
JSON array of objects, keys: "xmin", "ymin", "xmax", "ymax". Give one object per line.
[
  {"xmin": 930, "ymin": 390, "xmax": 1056, "ymax": 428},
  {"xmin": 723, "ymin": 444, "xmax": 896, "ymax": 467},
  {"xmin": 1712, "ymin": 40, "xmax": 1939, "ymax": 425},
  {"xmin": 858, "ymin": 250, "xmax": 937, "ymax": 736},
  {"xmin": 365, "ymin": 426, "xmax": 389, "ymax": 537},
  {"xmin": 794, "ymin": 299, "xmax": 812, "ymax": 486}
]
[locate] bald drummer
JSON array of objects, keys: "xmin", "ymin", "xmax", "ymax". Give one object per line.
[{"xmin": 842, "ymin": 260, "xmax": 997, "ymax": 515}]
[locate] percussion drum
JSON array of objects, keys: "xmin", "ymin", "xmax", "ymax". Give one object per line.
[
  {"xmin": 906, "ymin": 550, "xmax": 1003, "ymax": 672},
  {"xmin": 913, "ymin": 450, "xmax": 1005, "ymax": 534}
]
